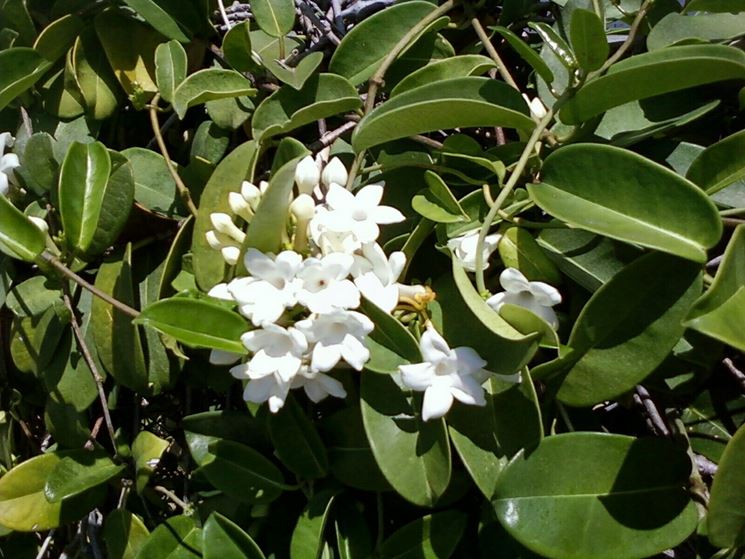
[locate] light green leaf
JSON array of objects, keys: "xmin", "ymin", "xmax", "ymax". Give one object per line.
[
  {"xmin": 121, "ymin": 0, "xmax": 190, "ymax": 42},
  {"xmin": 290, "ymin": 490, "xmax": 337, "ymax": 559},
  {"xmin": 493, "ymin": 433, "xmax": 698, "ymax": 559},
  {"xmin": 172, "ymin": 69, "xmax": 255, "ymax": 119},
  {"xmin": 155, "ymin": 40, "xmax": 187, "ymax": 104},
  {"xmin": 528, "ymin": 144, "xmax": 722, "ymax": 263},
  {"xmin": 411, "ymin": 171, "xmax": 469, "ymax": 224},
  {"xmin": 222, "ymin": 22, "xmax": 253, "ymax": 72},
  {"xmin": 33, "ymin": 14, "xmax": 84, "ymax": 63},
  {"xmin": 122, "ymin": 147, "xmax": 184, "ymax": 218},
  {"xmin": 380, "ymin": 511, "xmax": 466, "ymax": 559},
  {"xmin": 0, "ymin": 195, "xmax": 46, "ymax": 262},
  {"xmin": 136, "ymin": 516, "xmax": 201, "ymax": 559},
  {"xmin": 684, "ymin": 225, "xmax": 745, "ymax": 352},
  {"xmin": 132, "ymin": 431, "xmax": 169, "ymax": 493},
  {"xmin": 44, "ymin": 450, "xmax": 124, "ymax": 503},
  {"xmin": 73, "ymin": 29, "xmax": 120, "ymax": 120},
  {"xmin": 268, "ymin": 51, "xmax": 324, "ymax": 90},
  {"xmin": 491, "ymin": 26, "xmax": 554, "ymax": 85},
  {"xmin": 17, "ymin": 132, "xmax": 58, "ymax": 194},
  {"xmin": 0, "ymin": 47, "xmax": 52, "ymax": 111},
  {"xmin": 251, "ymin": 0, "xmax": 295, "ymax": 38},
  {"xmin": 647, "ymin": 12, "xmax": 745, "ymax": 51},
  {"xmin": 203, "ymin": 512, "xmax": 266, "ymax": 559},
  {"xmin": 352, "ymin": 77, "xmax": 534, "ymax": 152},
  {"xmin": 707, "ymin": 424, "xmax": 745, "ymax": 548},
  {"xmin": 104, "ymin": 510, "xmax": 150, "ymax": 559},
  {"xmin": 5, "ymin": 276, "xmax": 61, "ymax": 318},
  {"xmin": 686, "ymin": 128, "xmax": 745, "ymax": 195},
  {"xmin": 569, "ymin": 8, "xmax": 608, "ymax": 72},
  {"xmin": 268, "ymin": 395, "xmax": 328, "ymax": 479},
  {"xmin": 560, "ymin": 45, "xmax": 745, "ymax": 124},
  {"xmin": 498, "ymin": 227, "xmax": 561, "ymax": 284},
  {"xmin": 391, "ymin": 55, "xmax": 496, "ymax": 97},
  {"xmin": 251, "ymin": 74, "xmax": 361, "ymax": 141}
]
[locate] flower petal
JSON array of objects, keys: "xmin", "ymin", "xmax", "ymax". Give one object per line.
[
  {"xmin": 421, "ymin": 384, "xmax": 454, "ymax": 421},
  {"xmin": 399, "ymin": 363, "xmax": 437, "ymax": 391},
  {"xmin": 339, "ymin": 334, "xmax": 370, "ymax": 370},
  {"xmin": 499, "ymin": 267, "xmax": 530, "ymax": 293},
  {"xmin": 419, "ymin": 327, "xmax": 451, "ymax": 363},
  {"xmin": 529, "ymin": 281, "xmax": 562, "ymax": 307},
  {"xmin": 326, "ymin": 183, "xmax": 355, "ymax": 211},
  {"xmin": 354, "ymin": 183, "xmax": 383, "ymax": 207},
  {"xmin": 452, "ymin": 346, "xmax": 487, "ymax": 375},
  {"xmin": 371, "ymin": 205, "xmax": 406, "ymax": 225},
  {"xmin": 311, "ymin": 343, "xmax": 343, "ymax": 372}
]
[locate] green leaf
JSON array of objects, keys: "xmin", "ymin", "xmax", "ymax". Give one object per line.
[
  {"xmin": 552, "ymin": 252, "xmax": 702, "ymax": 406},
  {"xmin": 0, "ymin": 452, "xmax": 106, "ymax": 532},
  {"xmin": 0, "ymin": 47, "xmax": 51, "ymax": 111},
  {"xmin": 44, "ymin": 450, "xmax": 124, "ymax": 503},
  {"xmin": 172, "ymin": 69, "xmax": 255, "ymax": 119},
  {"xmin": 104, "ymin": 510, "xmax": 150, "ymax": 559},
  {"xmin": 203, "ymin": 512, "xmax": 266, "ymax": 559},
  {"xmin": 122, "ymin": 147, "xmax": 184, "ymax": 218},
  {"xmin": 684, "ymin": 225, "xmax": 745, "ymax": 352},
  {"xmin": 352, "ymin": 77, "xmax": 534, "ymax": 152},
  {"xmin": 0, "ymin": 195, "xmax": 46, "ymax": 262},
  {"xmin": 192, "ymin": 140, "xmax": 258, "ymax": 290},
  {"xmin": 498, "ymin": 227, "xmax": 561, "ymax": 285},
  {"xmin": 708, "ymin": 424, "xmax": 745, "ymax": 548},
  {"xmin": 448, "ymin": 373, "xmax": 543, "ymax": 499},
  {"xmin": 5, "ymin": 277, "xmax": 61, "ymax": 318},
  {"xmin": 33, "ymin": 14, "xmax": 84, "ymax": 63},
  {"xmin": 201, "ymin": 440, "xmax": 286, "ymax": 504},
  {"xmin": 121, "ymin": 0, "xmax": 190, "ymax": 42},
  {"xmin": 72, "ymin": 29, "xmax": 120, "ymax": 120},
  {"xmin": 380, "ymin": 510, "xmax": 467, "ymax": 559},
  {"xmin": 360, "ymin": 297, "xmax": 421, "ymax": 374},
  {"xmin": 493, "ymin": 433, "xmax": 699, "ymax": 559},
  {"xmin": 135, "ymin": 298, "xmax": 248, "ymax": 354},
  {"xmin": 529, "ymin": 22, "xmax": 577, "ymax": 71},
  {"xmin": 334, "ymin": 498, "xmax": 374, "ymax": 559},
  {"xmin": 569, "ymin": 8, "xmax": 608, "ymax": 72},
  {"xmin": 491, "ymin": 26, "xmax": 554, "ymax": 85},
  {"xmin": 361, "ymin": 373, "xmax": 451, "ymax": 507},
  {"xmin": 329, "ymin": 1, "xmax": 442, "ymax": 84},
  {"xmin": 528, "ymin": 144, "xmax": 722, "ymax": 263},
  {"xmin": 88, "ymin": 152, "xmax": 135, "ymax": 257},
  {"xmin": 251, "ymin": 0, "xmax": 295, "ymax": 38},
  {"xmin": 132, "ymin": 431, "xmax": 169, "ymax": 493},
  {"xmin": 136, "ymin": 516, "xmax": 201, "ymax": 559},
  {"xmin": 290, "ymin": 490, "xmax": 337, "ymax": 559},
  {"xmin": 251, "ymin": 74, "xmax": 361, "ymax": 141},
  {"xmin": 411, "ymin": 171, "xmax": 469, "ymax": 224},
  {"xmin": 222, "ymin": 21, "xmax": 253, "ymax": 72},
  {"xmin": 267, "ymin": 394, "xmax": 328, "ymax": 479},
  {"xmin": 183, "ymin": 410, "xmax": 264, "ymax": 466},
  {"xmin": 155, "ymin": 40, "xmax": 187, "ymax": 104},
  {"xmin": 268, "ymin": 51, "xmax": 324, "ymax": 91},
  {"xmin": 647, "ymin": 12, "xmax": 745, "ymax": 51},
  {"xmin": 17, "ymin": 132, "xmax": 58, "ymax": 194},
  {"xmin": 390, "ymin": 55, "xmax": 496, "ymax": 97},
  {"xmin": 206, "ymin": 95, "xmax": 254, "ymax": 130},
  {"xmin": 560, "ymin": 45, "xmax": 745, "ymax": 124},
  {"xmin": 686, "ymin": 128, "xmax": 745, "ymax": 195}
]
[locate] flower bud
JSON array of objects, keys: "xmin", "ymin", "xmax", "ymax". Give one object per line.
[
  {"xmin": 290, "ymin": 194, "xmax": 315, "ymax": 221},
  {"xmin": 221, "ymin": 246, "xmax": 240, "ymax": 266},
  {"xmin": 241, "ymin": 181, "xmax": 261, "ymax": 210},
  {"xmin": 295, "ymin": 155, "xmax": 321, "ymax": 195},
  {"xmin": 522, "ymin": 94, "xmax": 547, "ymax": 120},
  {"xmin": 321, "ymin": 157, "xmax": 348, "ymax": 188},
  {"xmin": 229, "ymin": 192, "xmax": 253, "ymax": 221},
  {"xmin": 210, "ymin": 213, "xmax": 246, "ymax": 243},
  {"xmin": 28, "ymin": 216, "xmax": 49, "ymax": 234}
]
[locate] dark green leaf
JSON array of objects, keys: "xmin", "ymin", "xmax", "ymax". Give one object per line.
[
  {"xmin": 391, "ymin": 55, "xmax": 496, "ymax": 97},
  {"xmin": 686, "ymin": 128, "xmax": 745, "ymax": 195},
  {"xmin": 569, "ymin": 8, "xmax": 608, "ymax": 72},
  {"xmin": 136, "ymin": 516, "xmax": 202, "ymax": 559},
  {"xmin": 104, "ymin": 509, "xmax": 150, "ymax": 559},
  {"xmin": 0, "ymin": 47, "xmax": 51, "ymax": 111},
  {"xmin": 123, "ymin": 147, "xmax": 184, "ymax": 217},
  {"xmin": 707, "ymin": 424, "xmax": 745, "ymax": 548},
  {"xmin": 44, "ymin": 450, "xmax": 124, "ymax": 502},
  {"xmin": 33, "ymin": 14, "xmax": 84, "ymax": 63},
  {"xmin": 73, "ymin": 29, "xmax": 120, "ymax": 120},
  {"xmin": 17, "ymin": 132, "xmax": 58, "ymax": 194},
  {"xmin": 251, "ymin": 0, "xmax": 295, "ymax": 38},
  {"xmin": 121, "ymin": 0, "xmax": 190, "ymax": 42},
  {"xmin": 290, "ymin": 490, "xmax": 337, "ymax": 559},
  {"xmin": 172, "ymin": 69, "xmax": 256, "ymax": 119},
  {"xmin": 380, "ymin": 510, "xmax": 467, "ymax": 559},
  {"xmin": 647, "ymin": 12, "xmax": 745, "ymax": 51},
  {"xmin": 491, "ymin": 26, "xmax": 554, "ymax": 85},
  {"xmin": 5, "ymin": 276, "xmax": 61, "ymax": 318},
  {"xmin": 155, "ymin": 40, "xmax": 187, "ymax": 104},
  {"xmin": 183, "ymin": 410, "xmax": 264, "ymax": 466},
  {"xmin": 222, "ymin": 22, "xmax": 253, "ymax": 72},
  {"xmin": 203, "ymin": 512, "xmax": 266, "ymax": 559},
  {"xmin": 132, "ymin": 431, "xmax": 169, "ymax": 493}
]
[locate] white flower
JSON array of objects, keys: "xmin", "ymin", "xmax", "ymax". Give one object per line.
[
  {"xmin": 234, "ymin": 370, "xmax": 292, "ymax": 413},
  {"xmin": 399, "ymin": 326, "xmax": 489, "ymax": 421},
  {"xmin": 209, "ymin": 350, "xmax": 242, "ymax": 365},
  {"xmin": 296, "ymin": 253, "xmax": 360, "ymax": 313},
  {"xmin": 208, "ymin": 282, "xmax": 233, "ymax": 301},
  {"xmin": 291, "ymin": 366, "xmax": 347, "ymax": 403},
  {"xmin": 295, "ymin": 309, "xmax": 374, "ymax": 372},
  {"xmin": 228, "ymin": 249, "xmax": 302, "ymax": 326},
  {"xmin": 0, "ymin": 133, "xmax": 19, "ymax": 196},
  {"xmin": 447, "ymin": 229, "xmax": 501, "ymax": 272},
  {"xmin": 321, "ymin": 157, "xmax": 348, "ymax": 188},
  {"xmin": 309, "ymin": 206, "xmax": 361, "ymax": 255},
  {"xmin": 295, "ymin": 155, "xmax": 321, "ymax": 196},
  {"xmin": 321, "ymin": 183, "xmax": 405, "ymax": 244},
  {"xmin": 522, "ymin": 93, "xmax": 548, "ymax": 120},
  {"xmin": 206, "ymin": 213, "xmax": 246, "ymax": 266},
  {"xmin": 290, "ymin": 194, "xmax": 315, "ymax": 252},
  {"xmin": 352, "ymin": 243, "xmax": 406, "ymax": 313},
  {"xmin": 486, "ymin": 267, "xmax": 561, "ymax": 330}
]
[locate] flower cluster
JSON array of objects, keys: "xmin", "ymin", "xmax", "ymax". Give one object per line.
[
  {"xmin": 0, "ymin": 133, "xmax": 20, "ymax": 197},
  {"xmin": 206, "ymin": 155, "xmax": 430, "ymax": 413}
]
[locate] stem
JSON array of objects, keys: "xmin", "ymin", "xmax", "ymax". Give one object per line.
[
  {"xmin": 556, "ymin": 401, "xmax": 575, "ymax": 432},
  {"xmin": 149, "ymin": 94, "xmax": 198, "ymax": 217},
  {"xmin": 471, "ymin": 18, "xmax": 520, "ymax": 91},
  {"xmin": 375, "ymin": 492, "xmax": 385, "ymax": 555},
  {"xmin": 61, "ymin": 288, "xmax": 119, "ymax": 455},
  {"xmin": 216, "ymin": 0, "xmax": 233, "ymax": 30},
  {"xmin": 41, "ymin": 251, "xmax": 140, "ymax": 319},
  {"xmin": 154, "ymin": 486, "xmax": 192, "ymax": 513},
  {"xmin": 594, "ymin": 0, "xmax": 654, "ymax": 76},
  {"xmin": 720, "ymin": 207, "xmax": 745, "ymax": 217}
]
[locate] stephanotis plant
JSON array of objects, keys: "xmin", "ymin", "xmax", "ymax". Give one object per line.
[{"xmin": 0, "ymin": 1, "xmax": 744, "ymax": 559}]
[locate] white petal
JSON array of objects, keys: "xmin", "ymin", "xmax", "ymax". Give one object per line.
[
  {"xmin": 295, "ymin": 155, "xmax": 321, "ymax": 195},
  {"xmin": 355, "ymin": 273, "xmax": 398, "ymax": 313},
  {"xmin": 339, "ymin": 335, "xmax": 370, "ymax": 371},
  {"xmin": 371, "ymin": 205, "xmax": 405, "ymax": 225},
  {"xmin": 321, "ymin": 157, "xmax": 348, "ymax": 188},
  {"xmin": 399, "ymin": 363, "xmax": 437, "ymax": 391},
  {"xmin": 311, "ymin": 344, "xmax": 343, "ymax": 372},
  {"xmin": 529, "ymin": 281, "xmax": 562, "ymax": 307},
  {"xmin": 290, "ymin": 194, "xmax": 315, "ymax": 221},
  {"xmin": 450, "ymin": 376, "xmax": 487, "ymax": 407},
  {"xmin": 208, "ymin": 282, "xmax": 233, "ymax": 301},
  {"xmin": 485, "ymin": 292, "xmax": 506, "ymax": 311},
  {"xmin": 244, "ymin": 249, "xmax": 278, "ymax": 281},
  {"xmin": 326, "ymin": 183, "xmax": 355, "ymax": 211},
  {"xmin": 221, "ymin": 246, "xmax": 240, "ymax": 266},
  {"xmin": 452, "ymin": 346, "xmax": 487, "ymax": 375},
  {"xmin": 0, "ymin": 173, "xmax": 8, "ymax": 196},
  {"xmin": 230, "ymin": 362, "xmax": 250, "ymax": 379},
  {"xmin": 315, "ymin": 374, "xmax": 347, "ymax": 399},
  {"xmin": 243, "ymin": 376, "xmax": 274, "ymax": 403},
  {"xmin": 209, "ymin": 350, "xmax": 242, "ymax": 365},
  {"xmin": 333, "ymin": 279, "xmax": 361, "ymax": 309},
  {"xmin": 354, "ymin": 220, "xmax": 380, "ymax": 244},
  {"xmin": 500, "ymin": 267, "xmax": 530, "ymax": 293},
  {"xmin": 421, "ymin": 384, "xmax": 454, "ymax": 421},
  {"xmin": 389, "ymin": 252, "xmax": 407, "ymax": 283},
  {"xmin": 354, "ymin": 183, "xmax": 383, "ymax": 207},
  {"xmin": 419, "ymin": 327, "xmax": 451, "ymax": 363}
]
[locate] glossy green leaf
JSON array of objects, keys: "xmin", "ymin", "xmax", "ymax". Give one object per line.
[
  {"xmin": 206, "ymin": 95, "xmax": 254, "ymax": 130},
  {"xmin": 201, "ymin": 440, "xmax": 286, "ymax": 504},
  {"xmin": 493, "ymin": 433, "xmax": 698, "ymax": 559},
  {"xmin": 122, "ymin": 147, "xmax": 184, "ymax": 217},
  {"xmin": 686, "ymin": 128, "xmax": 745, "ymax": 195},
  {"xmin": 647, "ymin": 12, "xmax": 745, "ymax": 51},
  {"xmin": 412, "ymin": 171, "xmax": 469, "ymax": 224},
  {"xmin": 33, "ymin": 14, "xmax": 84, "ymax": 63},
  {"xmin": 553, "ymin": 252, "xmax": 702, "ymax": 406},
  {"xmin": 73, "ymin": 29, "xmax": 120, "ymax": 120},
  {"xmin": 360, "ymin": 297, "xmax": 421, "ymax": 373},
  {"xmin": 132, "ymin": 431, "xmax": 169, "ymax": 493},
  {"xmin": 391, "ymin": 55, "xmax": 496, "ymax": 97},
  {"xmin": 5, "ymin": 277, "xmax": 61, "ymax": 318},
  {"xmin": 0, "ymin": 195, "xmax": 46, "ymax": 262},
  {"xmin": 183, "ymin": 410, "xmax": 264, "ymax": 466},
  {"xmin": 707, "ymin": 424, "xmax": 745, "ymax": 548},
  {"xmin": 448, "ymin": 373, "xmax": 542, "ymax": 499},
  {"xmin": 361, "ymin": 373, "xmax": 451, "ymax": 507},
  {"xmin": 136, "ymin": 516, "xmax": 201, "ymax": 559},
  {"xmin": 560, "ymin": 45, "xmax": 745, "ymax": 124},
  {"xmin": 268, "ymin": 51, "xmax": 324, "ymax": 90},
  {"xmin": 498, "ymin": 227, "xmax": 561, "ymax": 284},
  {"xmin": 44, "ymin": 450, "xmax": 124, "ymax": 502},
  {"xmin": 267, "ymin": 395, "xmax": 328, "ymax": 479},
  {"xmin": 172, "ymin": 69, "xmax": 255, "ymax": 119},
  {"xmin": 684, "ymin": 225, "xmax": 745, "ymax": 352},
  {"xmin": 17, "ymin": 132, "xmax": 58, "ymax": 194},
  {"xmin": 0, "ymin": 47, "xmax": 51, "ymax": 111},
  {"xmin": 122, "ymin": 0, "xmax": 190, "ymax": 42},
  {"xmin": 135, "ymin": 298, "xmax": 248, "ymax": 354},
  {"xmin": 569, "ymin": 8, "xmax": 608, "ymax": 72},
  {"xmin": 334, "ymin": 497, "xmax": 374, "ymax": 559},
  {"xmin": 89, "ymin": 152, "xmax": 135, "ymax": 257},
  {"xmin": 0, "ymin": 452, "xmax": 106, "ymax": 532},
  {"xmin": 491, "ymin": 26, "xmax": 554, "ymax": 85},
  {"xmin": 252, "ymin": 74, "xmax": 361, "ymax": 141},
  {"xmin": 251, "ymin": 0, "xmax": 295, "ymax": 37},
  {"xmin": 381, "ymin": 510, "xmax": 466, "ymax": 559},
  {"xmin": 222, "ymin": 22, "xmax": 253, "ymax": 72},
  {"xmin": 104, "ymin": 510, "xmax": 150, "ymax": 559},
  {"xmin": 528, "ymin": 144, "xmax": 722, "ymax": 263},
  {"xmin": 192, "ymin": 140, "xmax": 258, "ymax": 290},
  {"xmin": 353, "ymin": 77, "xmax": 533, "ymax": 152},
  {"xmin": 203, "ymin": 512, "xmax": 265, "ymax": 559},
  {"xmin": 529, "ymin": 22, "xmax": 577, "ymax": 71},
  {"xmin": 290, "ymin": 490, "xmax": 337, "ymax": 559},
  {"xmin": 155, "ymin": 40, "xmax": 187, "ymax": 104},
  {"xmin": 329, "ymin": 1, "xmax": 441, "ymax": 85}
]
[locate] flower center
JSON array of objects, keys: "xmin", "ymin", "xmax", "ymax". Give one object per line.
[{"xmin": 352, "ymin": 208, "xmax": 368, "ymax": 221}]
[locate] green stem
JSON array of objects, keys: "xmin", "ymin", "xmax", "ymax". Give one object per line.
[
  {"xmin": 593, "ymin": 0, "xmax": 654, "ymax": 77},
  {"xmin": 720, "ymin": 207, "xmax": 745, "ymax": 217},
  {"xmin": 471, "ymin": 17, "xmax": 520, "ymax": 91}
]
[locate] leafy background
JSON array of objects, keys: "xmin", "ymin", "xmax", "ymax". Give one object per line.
[{"xmin": 0, "ymin": 0, "xmax": 744, "ymax": 558}]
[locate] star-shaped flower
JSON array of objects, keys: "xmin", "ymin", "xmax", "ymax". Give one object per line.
[
  {"xmin": 295, "ymin": 309, "xmax": 374, "ymax": 372},
  {"xmin": 296, "ymin": 253, "xmax": 360, "ymax": 313},
  {"xmin": 447, "ymin": 229, "xmax": 501, "ymax": 272},
  {"xmin": 486, "ymin": 267, "xmax": 561, "ymax": 330},
  {"xmin": 0, "ymin": 133, "xmax": 20, "ymax": 197}
]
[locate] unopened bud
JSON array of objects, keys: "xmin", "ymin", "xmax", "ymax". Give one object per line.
[
  {"xmin": 28, "ymin": 216, "xmax": 48, "ymax": 234},
  {"xmin": 208, "ymin": 282, "xmax": 232, "ymax": 300},
  {"xmin": 241, "ymin": 181, "xmax": 261, "ymax": 210},
  {"xmin": 210, "ymin": 213, "xmax": 246, "ymax": 243},
  {"xmin": 259, "ymin": 180, "xmax": 269, "ymax": 194},
  {"xmin": 523, "ymin": 94, "xmax": 547, "ymax": 120},
  {"xmin": 229, "ymin": 192, "xmax": 253, "ymax": 221},
  {"xmin": 295, "ymin": 155, "xmax": 321, "ymax": 195},
  {"xmin": 221, "ymin": 246, "xmax": 240, "ymax": 266},
  {"xmin": 321, "ymin": 157, "xmax": 348, "ymax": 188},
  {"xmin": 290, "ymin": 194, "xmax": 315, "ymax": 221}
]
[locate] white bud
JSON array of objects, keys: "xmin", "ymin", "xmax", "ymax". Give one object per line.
[
  {"xmin": 208, "ymin": 282, "xmax": 233, "ymax": 300},
  {"xmin": 28, "ymin": 216, "xmax": 49, "ymax": 234},
  {"xmin": 321, "ymin": 157, "xmax": 348, "ymax": 188},
  {"xmin": 259, "ymin": 180, "xmax": 269, "ymax": 195},
  {"xmin": 229, "ymin": 192, "xmax": 253, "ymax": 221},
  {"xmin": 221, "ymin": 246, "xmax": 240, "ymax": 266},
  {"xmin": 295, "ymin": 155, "xmax": 321, "ymax": 195},
  {"xmin": 210, "ymin": 213, "xmax": 246, "ymax": 243},
  {"xmin": 205, "ymin": 231, "xmax": 222, "ymax": 250},
  {"xmin": 290, "ymin": 194, "xmax": 316, "ymax": 221},
  {"xmin": 241, "ymin": 181, "xmax": 261, "ymax": 209},
  {"xmin": 523, "ymin": 94, "xmax": 547, "ymax": 120}
]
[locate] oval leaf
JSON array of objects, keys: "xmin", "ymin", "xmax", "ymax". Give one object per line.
[
  {"xmin": 155, "ymin": 40, "xmax": 187, "ymax": 104},
  {"xmin": 707, "ymin": 424, "xmax": 745, "ymax": 548},
  {"xmin": 380, "ymin": 510, "xmax": 467, "ymax": 559},
  {"xmin": 203, "ymin": 512, "xmax": 266, "ymax": 559},
  {"xmin": 686, "ymin": 128, "xmax": 745, "ymax": 194},
  {"xmin": 0, "ymin": 195, "xmax": 46, "ymax": 262},
  {"xmin": 252, "ymin": 0, "xmax": 295, "ymax": 38},
  {"xmin": 569, "ymin": 8, "xmax": 608, "ymax": 72},
  {"xmin": 104, "ymin": 509, "xmax": 150, "ymax": 559},
  {"xmin": 0, "ymin": 47, "xmax": 51, "ymax": 111},
  {"xmin": 121, "ymin": 0, "xmax": 190, "ymax": 42},
  {"xmin": 391, "ymin": 55, "xmax": 496, "ymax": 97},
  {"xmin": 172, "ymin": 69, "xmax": 255, "ymax": 119},
  {"xmin": 44, "ymin": 450, "xmax": 124, "ymax": 503}
]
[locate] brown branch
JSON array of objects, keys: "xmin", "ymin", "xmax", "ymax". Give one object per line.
[
  {"xmin": 471, "ymin": 17, "xmax": 520, "ymax": 91},
  {"xmin": 723, "ymin": 358, "xmax": 745, "ymax": 392}
]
